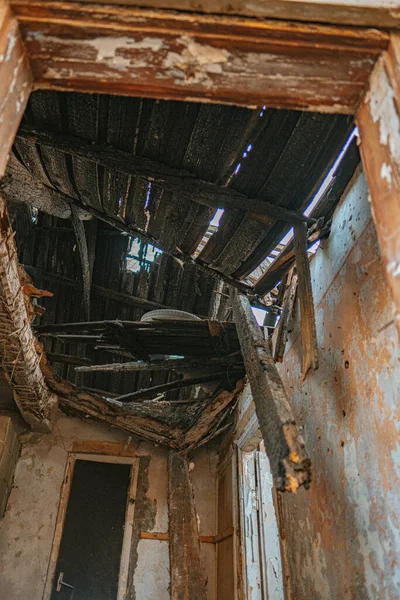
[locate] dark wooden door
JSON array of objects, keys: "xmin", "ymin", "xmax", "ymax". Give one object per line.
[{"xmin": 51, "ymin": 459, "xmax": 131, "ymax": 600}]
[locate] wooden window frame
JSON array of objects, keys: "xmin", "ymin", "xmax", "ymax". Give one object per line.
[
  {"xmin": 1, "ymin": 0, "xmax": 399, "ymax": 334},
  {"xmin": 43, "ymin": 452, "xmax": 139, "ymax": 600}
]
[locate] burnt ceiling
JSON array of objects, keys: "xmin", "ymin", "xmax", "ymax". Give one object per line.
[{"xmin": 4, "ymin": 89, "xmax": 359, "ymax": 446}]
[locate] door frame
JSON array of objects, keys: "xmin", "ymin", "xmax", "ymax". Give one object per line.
[{"xmin": 43, "ymin": 452, "xmax": 139, "ymax": 600}]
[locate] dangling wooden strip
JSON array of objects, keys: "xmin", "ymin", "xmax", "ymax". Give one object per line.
[{"xmin": 293, "ymin": 222, "xmax": 319, "ymax": 378}]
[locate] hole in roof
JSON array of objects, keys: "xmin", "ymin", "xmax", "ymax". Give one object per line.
[
  {"xmin": 126, "ymin": 236, "xmax": 162, "ymax": 273},
  {"xmin": 247, "ymin": 127, "xmax": 358, "ymax": 285},
  {"xmin": 210, "ymin": 208, "xmax": 224, "ymax": 227},
  {"xmin": 252, "ymin": 307, "xmax": 267, "ymax": 325}
]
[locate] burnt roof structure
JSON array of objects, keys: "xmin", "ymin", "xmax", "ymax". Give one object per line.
[{"xmin": 1, "ymin": 89, "xmax": 359, "ymax": 452}]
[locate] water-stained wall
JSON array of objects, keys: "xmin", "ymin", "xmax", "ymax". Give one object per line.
[
  {"xmin": 278, "ymin": 168, "xmax": 400, "ymax": 599},
  {"xmin": 0, "ymin": 413, "xmax": 217, "ymax": 600}
]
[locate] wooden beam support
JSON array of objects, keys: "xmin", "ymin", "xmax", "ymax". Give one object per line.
[
  {"xmin": 231, "ymin": 288, "xmax": 311, "ymax": 492},
  {"xmin": 11, "ymin": 2, "xmax": 388, "ymax": 114},
  {"xmin": 0, "ymin": 196, "xmax": 57, "ymax": 431},
  {"xmin": 168, "ymin": 451, "xmax": 208, "ymax": 600},
  {"xmin": 293, "ymin": 222, "xmax": 319, "ymax": 377},
  {"xmin": 356, "ymin": 35, "xmax": 400, "ymax": 335},
  {"xmin": 0, "ymin": 4, "xmax": 32, "ymax": 176},
  {"xmin": 60, "ymin": 0, "xmax": 400, "ymax": 29}
]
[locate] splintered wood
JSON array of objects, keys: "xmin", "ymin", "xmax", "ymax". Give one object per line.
[
  {"xmin": 0, "ymin": 196, "xmax": 57, "ymax": 430},
  {"xmin": 168, "ymin": 451, "xmax": 208, "ymax": 600},
  {"xmin": 231, "ymin": 289, "xmax": 311, "ymax": 492},
  {"xmin": 293, "ymin": 222, "xmax": 319, "ymax": 378}
]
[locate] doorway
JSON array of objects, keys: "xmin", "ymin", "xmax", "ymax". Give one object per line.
[{"xmin": 49, "ymin": 457, "xmax": 133, "ymax": 600}]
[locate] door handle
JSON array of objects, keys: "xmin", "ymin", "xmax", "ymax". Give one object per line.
[{"xmin": 56, "ymin": 572, "xmax": 74, "ymax": 592}]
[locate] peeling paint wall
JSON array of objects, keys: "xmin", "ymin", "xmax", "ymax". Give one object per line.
[
  {"xmin": 277, "ymin": 167, "xmax": 400, "ymax": 599},
  {"xmin": 234, "ymin": 167, "xmax": 400, "ymax": 598},
  {"xmin": 0, "ymin": 413, "xmax": 217, "ymax": 599}
]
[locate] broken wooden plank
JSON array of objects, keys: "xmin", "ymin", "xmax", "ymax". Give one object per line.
[
  {"xmin": 12, "ymin": 2, "xmax": 388, "ymax": 113},
  {"xmin": 272, "ymin": 271, "xmax": 298, "ymax": 363},
  {"xmin": 293, "ymin": 222, "xmax": 319, "ymax": 377},
  {"xmin": 0, "ymin": 5, "xmax": 32, "ymax": 176},
  {"xmin": 168, "ymin": 451, "xmax": 208, "ymax": 600},
  {"xmin": 356, "ymin": 40, "xmax": 400, "ymax": 335},
  {"xmin": 231, "ymin": 288, "xmax": 311, "ymax": 492},
  {"xmin": 0, "ymin": 197, "xmax": 57, "ymax": 431}
]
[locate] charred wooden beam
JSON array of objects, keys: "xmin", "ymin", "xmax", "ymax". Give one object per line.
[
  {"xmin": 12, "ymin": 3, "xmax": 388, "ymax": 113},
  {"xmin": 0, "ymin": 6, "xmax": 32, "ymax": 176},
  {"xmin": 0, "ymin": 197, "xmax": 57, "ymax": 431},
  {"xmin": 293, "ymin": 223, "xmax": 319, "ymax": 377},
  {"xmin": 231, "ymin": 288, "xmax": 311, "ymax": 492},
  {"xmin": 168, "ymin": 451, "xmax": 208, "ymax": 600},
  {"xmin": 70, "ymin": 203, "xmax": 91, "ymax": 320},
  {"xmin": 75, "ymin": 353, "xmax": 242, "ymax": 373},
  {"xmin": 113, "ymin": 369, "xmax": 245, "ymax": 403},
  {"xmin": 17, "ymin": 126, "xmax": 313, "ymax": 226}
]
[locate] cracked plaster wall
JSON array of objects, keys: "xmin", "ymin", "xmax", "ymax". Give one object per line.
[{"xmin": 236, "ymin": 167, "xmax": 400, "ymax": 599}]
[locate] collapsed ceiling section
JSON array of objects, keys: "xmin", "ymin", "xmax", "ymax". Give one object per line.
[{"xmin": 0, "ymin": 89, "xmax": 360, "ymax": 447}]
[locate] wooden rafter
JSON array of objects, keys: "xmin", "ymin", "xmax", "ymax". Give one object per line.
[{"xmin": 11, "ymin": 1, "xmax": 388, "ymax": 114}]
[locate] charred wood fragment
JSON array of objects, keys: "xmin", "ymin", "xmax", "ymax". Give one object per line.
[
  {"xmin": 231, "ymin": 288, "xmax": 311, "ymax": 492},
  {"xmin": 293, "ymin": 222, "xmax": 319, "ymax": 377}
]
